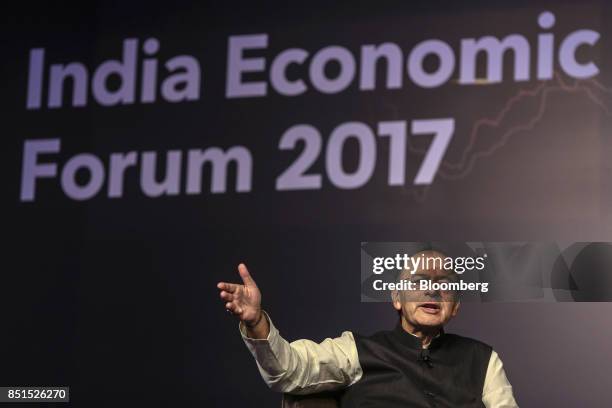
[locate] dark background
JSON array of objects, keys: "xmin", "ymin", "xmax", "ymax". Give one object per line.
[{"xmin": 3, "ymin": 1, "xmax": 612, "ymax": 406}]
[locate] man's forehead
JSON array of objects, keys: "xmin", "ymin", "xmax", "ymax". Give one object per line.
[
  {"xmin": 414, "ymin": 251, "xmax": 446, "ymax": 270},
  {"xmin": 399, "ymin": 250, "xmax": 455, "ymax": 278}
]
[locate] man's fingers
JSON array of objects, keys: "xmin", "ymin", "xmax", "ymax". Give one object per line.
[
  {"xmin": 225, "ymin": 302, "xmax": 243, "ymax": 315},
  {"xmin": 219, "ymin": 291, "xmax": 233, "ymax": 301},
  {"xmin": 217, "ymin": 282, "xmax": 238, "ymax": 293},
  {"xmin": 219, "ymin": 264, "xmax": 256, "ymax": 319},
  {"xmin": 238, "ymin": 263, "xmax": 257, "ymax": 288}
]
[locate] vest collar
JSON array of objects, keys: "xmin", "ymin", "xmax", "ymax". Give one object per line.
[{"xmin": 392, "ymin": 322, "xmax": 446, "ymax": 350}]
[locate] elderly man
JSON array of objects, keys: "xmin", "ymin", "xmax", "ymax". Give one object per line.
[{"xmin": 217, "ymin": 251, "xmax": 518, "ymax": 407}]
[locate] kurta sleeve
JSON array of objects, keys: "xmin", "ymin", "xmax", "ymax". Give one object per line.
[
  {"xmin": 239, "ymin": 311, "xmax": 363, "ymax": 394},
  {"xmin": 482, "ymin": 350, "xmax": 519, "ymax": 407}
]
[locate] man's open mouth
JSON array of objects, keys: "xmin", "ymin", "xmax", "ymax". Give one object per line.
[{"xmin": 418, "ymin": 303, "xmax": 441, "ymax": 314}]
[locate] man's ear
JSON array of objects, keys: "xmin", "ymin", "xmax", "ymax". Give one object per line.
[
  {"xmin": 451, "ymin": 300, "xmax": 460, "ymax": 317},
  {"xmin": 391, "ymin": 290, "xmax": 402, "ymax": 312}
]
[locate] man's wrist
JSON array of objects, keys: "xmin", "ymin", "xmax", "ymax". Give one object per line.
[
  {"xmin": 245, "ymin": 310, "xmax": 264, "ymax": 329},
  {"xmin": 241, "ymin": 310, "xmax": 271, "ymax": 340}
]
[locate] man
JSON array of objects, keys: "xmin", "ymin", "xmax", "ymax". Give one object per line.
[{"xmin": 217, "ymin": 251, "xmax": 518, "ymax": 407}]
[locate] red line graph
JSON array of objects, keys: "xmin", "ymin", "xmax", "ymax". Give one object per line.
[{"xmin": 400, "ymin": 72, "xmax": 612, "ymax": 200}]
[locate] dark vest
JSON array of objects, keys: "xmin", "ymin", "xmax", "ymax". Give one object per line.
[{"xmin": 340, "ymin": 324, "xmax": 492, "ymax": 408}]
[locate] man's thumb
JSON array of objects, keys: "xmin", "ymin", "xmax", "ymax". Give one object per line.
[{"xmin": 238, "ymin": 263, "xmax": 257, "ymax": 287}]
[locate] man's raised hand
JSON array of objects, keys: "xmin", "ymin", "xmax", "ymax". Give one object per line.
[{"xmin": 217, "ymin": 263, "xmax": 265, "ymax": 334}]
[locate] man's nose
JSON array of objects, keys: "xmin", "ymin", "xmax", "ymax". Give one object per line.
[{"xmin": 423, "ymin": 288, "xmax": 441, "ymax": 299}]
